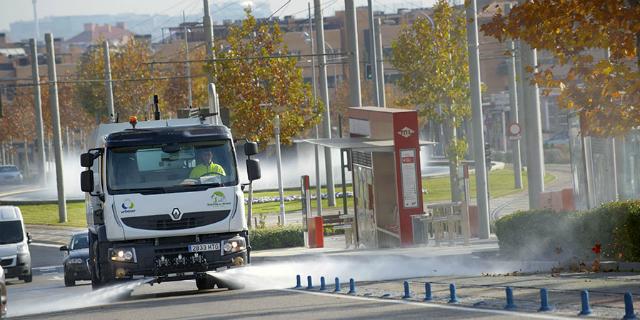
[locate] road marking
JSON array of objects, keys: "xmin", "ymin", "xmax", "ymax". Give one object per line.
[
  {"xmin": 33, "ymin": 265, "xmax": 61, "ymax": 271},
  {"xmin": 31, "ymin": 242, "xmax": 64, "ymax": 248},
  {"xmin": 281, "ymin": 289, "xmax": 574, "ymax": 320},
  {"xmin": 0, "ymin": 187, "xmax": 46, "ymax": 198}
]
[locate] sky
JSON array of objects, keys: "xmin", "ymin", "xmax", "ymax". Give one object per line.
[{"xmin": 0, "ymin": 0, "xmax": 437, "ymax": 31}]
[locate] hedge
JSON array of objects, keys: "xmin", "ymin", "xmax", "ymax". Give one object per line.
[
  {"xmin": 249, "ymin": 225, "xmax": 304, "ymax": 251},
  {"xmin": 495, "ymin": 200, "xmax": 640, "ymax": 262}
]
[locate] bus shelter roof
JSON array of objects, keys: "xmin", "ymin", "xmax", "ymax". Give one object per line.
[{"xmin": 302, "ymin": 138, "xmax": 436, "ymax": 152}]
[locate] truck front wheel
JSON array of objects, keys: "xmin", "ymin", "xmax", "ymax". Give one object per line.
[
  {"xmin": 195, "ymin": 274, "xmax": 216, "ymax": 290},
  {"xmin": 90, "ymin": 232, "xmax": 114, "ymax": 290}
]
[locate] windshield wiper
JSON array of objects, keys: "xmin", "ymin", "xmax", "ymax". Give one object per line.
[
  {"xmin": 114, "ymin": 188, "xmax": 165, "ymax": 195},
  {"xmin": 164, "ymin": 184, "xmax": 220, "ymax": 193}
]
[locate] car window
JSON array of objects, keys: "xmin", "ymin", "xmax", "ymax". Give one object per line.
[
  {"xmin": 70, "ymin": 234, "xmax": 89, "ymax": 250},
  {"xmin": 0, "ymin": 166, "xmax": 18, "ymax": 173}
]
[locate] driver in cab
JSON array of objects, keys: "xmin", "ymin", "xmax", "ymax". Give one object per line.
[{"xmin": 190, "ymin": 149, "xmax": 226, "ymax": 179}]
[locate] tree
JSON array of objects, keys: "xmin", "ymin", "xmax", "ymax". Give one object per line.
[
  {"xmin": 481, "ymin": 0, "xmax": 640, "ymax": 137},
  {"xmin": 76, "ymin": 39, "xmax": 163, "ymax": 123},
  {"xmin": 163, "ymin": 44, "xmax": 208, "ymax": 115},
  {"xmin": 391, "ymin": 0, "xmax": 471, "ymax": 201},
  {"xmin": 0, "ymin": 78, "xmax": 93, "ymax": 166},
  {"xmin": 213, "ymin": 9, "xmax": 321, "ymax": 145}
]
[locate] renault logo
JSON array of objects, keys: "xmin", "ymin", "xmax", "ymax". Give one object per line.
[{"xmin": 170, "ymin": 208, "xmax": 183, "ymax": 221}]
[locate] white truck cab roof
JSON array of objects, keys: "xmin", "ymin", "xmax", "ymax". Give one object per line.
[{"xmin": 0, "ymin": 206, "xmax": 23, "ymax": 222}]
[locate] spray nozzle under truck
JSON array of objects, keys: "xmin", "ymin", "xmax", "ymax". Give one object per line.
[{"xmin": 79, "ymin": 117, "xmax": 261, "ymax": 290}]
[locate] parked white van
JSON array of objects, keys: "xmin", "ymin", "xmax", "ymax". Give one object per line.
[{"xmin": 0, "ymin": 206, "xmax": 32, "ymax": 282}]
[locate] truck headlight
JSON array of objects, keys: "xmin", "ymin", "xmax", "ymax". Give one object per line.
[
  {"xmin": 222, "ymin": 236, "xmax": 246, "ymax": 255},
  {"xmin": 110, "ymin": 247, "xmax": 137, "ymax": 263},
  {"xmin": 67, "ymin": 258, "xmax": 84, "ymax": 264},
  {"xmin": 17, "ymin": 242, "xmax": 29, "ymax": 254}
]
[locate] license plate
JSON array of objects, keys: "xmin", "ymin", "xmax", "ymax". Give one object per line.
[{"xmin": 188, "ymin": 243, "xmax": 220, "ymax": 253}]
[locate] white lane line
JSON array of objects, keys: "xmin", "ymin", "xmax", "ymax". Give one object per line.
[
  {"xmin": 33, "ymin": 265, "xmax": 61, "ymax": 271},
  {"xmin": 281, "ymin": 289, "xmax": 574, "ymax": 320},
  {"xmin": 0, "ymin": 187, "xmax": 45, "ymax": 197},
  {"xmin": 31, "ymin": 242, "xmax": 64, "ymax": 248}
]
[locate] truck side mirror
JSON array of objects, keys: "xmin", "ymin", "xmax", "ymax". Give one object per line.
[
  {"xmin": 59, "ymin": 245, "xmax": 68, "ymax": 251},
  {"xmin": 246, "ymin": 159, "xmax": 261, "ymax": 181},
  {"xmin": 81, "ymin": 170, "xmax": 94, "ymax": 192},
  {"xmin": 81, "ymin": 152, "xmax": 95, "ymax": 168},
  {"xmin": 244, "ymin": 141, "xmax": 258, "ymax": 156}
]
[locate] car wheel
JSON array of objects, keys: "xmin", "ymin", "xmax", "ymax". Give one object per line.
[
  {"xmin": 195, "ymin": 275, "xmax": 216, "ymax": 290},
  {"xmin": 64, "ymin": 274, "xmax": 75, "ymax": 287},
  {"xmin": 23, "ymin": 273, "xmax": 33, "ymax": 283}
]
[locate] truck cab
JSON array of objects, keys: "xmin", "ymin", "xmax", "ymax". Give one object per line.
[{"xmin": 80, "ymin": 118, "xmax": 260, "ymax": 290}]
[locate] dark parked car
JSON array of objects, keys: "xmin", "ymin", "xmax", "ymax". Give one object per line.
[
  {"xmin": 60, "ymin": 232, "xmax": 90, "ymax": 287},
  {"xmin": 0, "ymin": 266, "xmax": 6, "ymax": 318},
  {"xmin": 0, "ymin": 165, "xmax": 23, "ymax": 185}
]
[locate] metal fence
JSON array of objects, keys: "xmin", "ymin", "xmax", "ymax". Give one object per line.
[{"xmin": 568, "ymin": 114, "xmax": 640, "ymax": 209}]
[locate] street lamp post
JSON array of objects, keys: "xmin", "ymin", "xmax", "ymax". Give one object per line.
[
  {"xmin": 274, "ymin": 115, "xmax": 286, "ymax": 225},
  {"xmin": 305, "ymin": 3, "xmax": 323, "ymax": 217},
  {"xmin": 184, "ymin": 27, "xmax": 193, "ymax": 107}
]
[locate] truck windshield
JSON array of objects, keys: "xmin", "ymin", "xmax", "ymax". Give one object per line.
[
  {"xmin": 107, "ymin": 140, "xmax": 237, "ymax": 194},
  {"xmin": 0, "ymin": 221, "xmax": 24, "ymax": 244}
]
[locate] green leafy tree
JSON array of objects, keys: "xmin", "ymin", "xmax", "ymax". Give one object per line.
[
  {"xmin": 76, "ymin": 39, "xmax": 163, "ymax": 122},
  {"xmin": 481, "ymin": 0, "xmax": 640, "ymax": 137},
  {"xmin": 213, "ymin": 9, "xmax": 321, "ymax": 145},
  {"xmin": 391, "ymin": 0, "xmax": 471, "ymax": 201}
]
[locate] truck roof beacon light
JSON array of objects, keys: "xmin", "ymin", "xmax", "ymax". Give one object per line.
[{"xmin": 129, "ymin": 116, "xmax": 138, "ymax": 129}]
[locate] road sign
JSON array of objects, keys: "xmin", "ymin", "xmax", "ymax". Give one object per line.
[
  {"xmin": 508, "ymin": 123, "xmax": 521, "ymax": 136},
  {"xmin": 508, "ymin": 123, "xmax": 521, "ymax": 140}
]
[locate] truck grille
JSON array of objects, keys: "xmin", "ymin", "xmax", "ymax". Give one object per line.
[{"xmin": 121, "ymin": 210, "xmax": 230, "ymax": 230}]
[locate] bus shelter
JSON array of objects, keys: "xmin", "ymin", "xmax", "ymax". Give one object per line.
[{"xmin": 306, "ymin": 107, "xmax": 434, "ymax": 248}]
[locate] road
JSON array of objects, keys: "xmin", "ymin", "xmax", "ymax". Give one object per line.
[{"xmin": 4, "ymin": 245, "xmax": 564, "ymax": 320}]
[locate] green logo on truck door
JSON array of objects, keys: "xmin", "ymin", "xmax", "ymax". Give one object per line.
[
  {"xmin": 120, "ymin": 199, "xmax": 136, "ymax": 213},
  {"xmin": 208, "ymin": 191, "xmax": 231, "ymax": 207}
]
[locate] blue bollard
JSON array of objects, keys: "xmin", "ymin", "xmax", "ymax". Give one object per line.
[
  {"xmin": 448, "ymin": 283, "xmax": 459, "ymax": 303},
  {"xmin": 623, "ymin": 292, "xmax": 638, "ymax": 320},
  {"xmin": 295, "ymin": 274, "xmax": 302, "ymax": 288},
  {"xmin": 579, "ymin": 290, "xmax": 592, "ymax": 316},
  {"xmin": 402, "ymin": 281, "xmax": 411, "ymax": 299},
  {"xmin": 348, "ymin": 278, "xmax": 356, "ymax": 294},
  {"xmin": 334, "ymin": 277, "xmax": 341, "ymax": 292},
  {"xmin": 320, "ymin": 276, "xmax": 326, "ymax": 291},
  {"xmin": 539, "ymin": 288, "xmax": 552, "ymax": 312},
  {"xmin": 504, "ymin": 287, "xmax": 516, "ymax": 310},
  {"xmin": 424, "ymin": 282, "xmax": 432, "ymax": 301},
  {"xmin": 307, "ymin": 275, "xmax": 313, "ymax": 289}
]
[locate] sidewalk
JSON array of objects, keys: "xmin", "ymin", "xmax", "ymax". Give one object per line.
[{"xmin": 343, "ymin": 272, "xmax": 639, "ymax": 319}]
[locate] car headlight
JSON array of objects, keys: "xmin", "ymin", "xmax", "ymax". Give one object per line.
[
  {"xmin": 222, "ymin": 236, "xmax": 246, "ymax": 255},
  {"xmin": 67, "ymin": 258, "xmax": 84, "ymax": 264},
  {"xmin": 17, "ymin": 242, "xmax": 29, "ymax": 254},
  {"xmin": 110, "ymin": 247, "xmax": 137, "ymax": 263}
]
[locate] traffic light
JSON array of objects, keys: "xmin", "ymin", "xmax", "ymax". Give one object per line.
[
  {"xmin": 365, "ymin": 63, "xmax": 372, "ymax": 79},
  {"xmin": 484, "ymin": 143, "xmax": 492, "ymax": 168}
]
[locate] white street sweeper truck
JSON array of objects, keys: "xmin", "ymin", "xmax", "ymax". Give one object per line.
[{"xmin": 80, "ymin": 91, "xmax": 261, "ymax": 290}]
